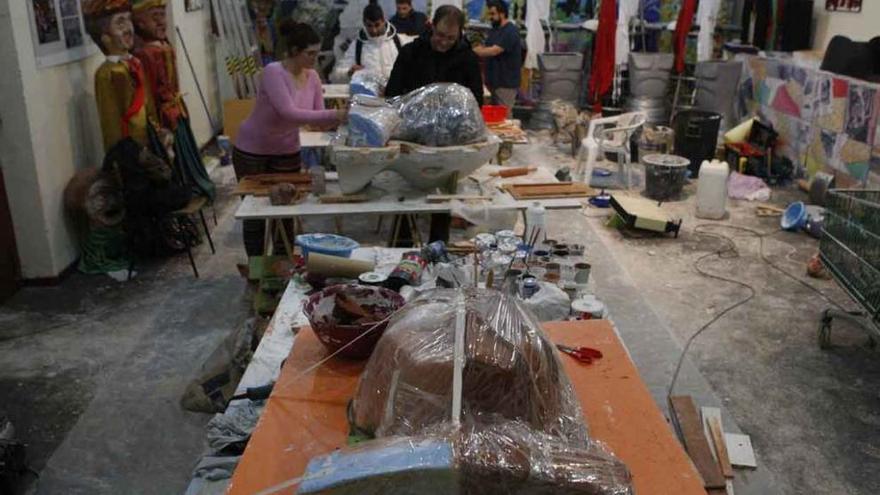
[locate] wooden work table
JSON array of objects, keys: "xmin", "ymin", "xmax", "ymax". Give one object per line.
[{"xmin": 226, "ymin": 319, "xmax": 705, "ymax": 495}]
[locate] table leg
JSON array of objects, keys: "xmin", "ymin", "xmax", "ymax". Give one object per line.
[
  {"xmin": 263, "ymin": 219, "xmax": 274, "ymax": 257},
  {"xmin": 389, "ymin": 215, "xmax": 402, "ymax": 248}
]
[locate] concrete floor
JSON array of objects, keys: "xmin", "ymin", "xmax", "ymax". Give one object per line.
[
  {"xmin": 510, "ymin": 134, "xmax": 880, "ymax": 495},
  {"xmin": 2, "ymin": 134, "xmax": 879, "ymax": 494}
]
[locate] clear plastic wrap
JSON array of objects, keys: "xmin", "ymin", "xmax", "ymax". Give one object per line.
[
  {"xmin": 347, "ymin": 95, "xmax": 401, "ymax": 147},
  {"xmin": 390, "ymin": 83, "xmax": 488, "ymax": 147},
  {"xmin": 296, "ymin": 288, "xmax": 633, "ymax": 494},
  {"xmin": 351, "ymin": 289, "xmax": 586, "ymax": 441},
  {"xmin": 350, "ymin": 70, "xmax": 388, "ymax": 97},
  {"xmin": 297, "ymin": 421, "xmax": 632, "ymax": 494}
]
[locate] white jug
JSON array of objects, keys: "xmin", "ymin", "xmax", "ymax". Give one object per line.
[{"xmin": 696, "ymin": 159, "xmax": 729, "ymax": 220}]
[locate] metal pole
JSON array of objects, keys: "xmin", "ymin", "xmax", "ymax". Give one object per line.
[{"xmin": 175, "ymin": 26, "xmax": 218, "ymax": 134}]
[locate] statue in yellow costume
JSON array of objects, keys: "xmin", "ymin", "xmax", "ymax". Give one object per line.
[{"xmin": 84, "ymin": 0, "xmax": 158, "ymax": 153}]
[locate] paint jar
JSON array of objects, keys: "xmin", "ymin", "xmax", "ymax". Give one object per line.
[
  {"xmin": 571, "ymin": 295, "xmax": 606, "ymax": 319},
  {"xmin": 569, "ymin": 244, "xmax": 585, "ymax": 256},
  {"xmin": 574, "ymin": 262, "xmax": 592, "ymax": 284},
  {"xmin": 544, "ymin": 272, "xmax": 561, "ymax": 284},
  {"xmin": 520, "ymin": 275, "xmax": 540, "ymax": 298},
  {"xmin": 532, "ymin": 249, "xmax": 550, "ymax": 259},
  {"xmin": 545, "ymin": 262, "xmax": 561, "ymax": 277},
  {"xmin": 562, "ymin": 281, "xmax": 579, "ymax": 301}
]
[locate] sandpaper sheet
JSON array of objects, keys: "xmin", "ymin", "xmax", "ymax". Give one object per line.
[{"xmin": 227, "ymin": 320, "xmax": 704, "ymax": 495}]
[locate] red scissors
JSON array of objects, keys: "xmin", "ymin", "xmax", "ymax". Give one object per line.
[{"xmin": 556, "ymin": 344, "xmax": 603, "ymax": 364}]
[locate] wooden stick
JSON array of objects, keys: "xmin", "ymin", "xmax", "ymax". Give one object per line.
[
  {"xmin": 708, "ymin": 417, "xmax": 735, "ymax": 478},
  {"xmin": 490, "ymin": 166, "xmax": 537, "ymax": 178},
  {"xmin": 669, "ymin": 396, "xmax": 727, "ymax": 489}
]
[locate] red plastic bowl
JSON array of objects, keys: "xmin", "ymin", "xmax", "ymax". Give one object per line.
[
  {"xmin": 304, "ymin": 284, "xmax": 405, "ymax": 359},
  {"xmin": 481, "ymin": 105, "xmax": 508, "ymax": 124}
]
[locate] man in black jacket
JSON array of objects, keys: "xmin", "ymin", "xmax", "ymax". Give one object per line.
[{"xmin": 385, "ymin": 5, "xmax": 484, "ymax": 106}]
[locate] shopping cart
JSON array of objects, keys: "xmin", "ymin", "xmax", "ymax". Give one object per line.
[{"xmin": 818, "ymin": 189, "xmax": 880, "ymax": 348}]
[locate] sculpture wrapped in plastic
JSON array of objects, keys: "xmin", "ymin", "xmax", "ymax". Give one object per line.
[
  {"xmin": 347, "ymin": 95, "xmax": 400, "ymax": 147},
  {"xmin": 293, "ymin": 289, "xmax": 633, "ymax": 494},
  {"xmin": 390, "ymin": 83, "xmax": 488, "ymax": 147},
  {"xmin": 350, "ymin": 70, "xmax": 388, "ymax": 97}
]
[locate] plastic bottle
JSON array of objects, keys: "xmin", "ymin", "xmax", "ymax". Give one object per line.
[
  {"xmin": 525, "ymin": 201, "xmax": 546, "ymax": 242},
  {"xmin": 696, "ymin": 159, "xmax": 729, "ymax": 220},
  {"xmin": 310, "ymin": 165, "xmax": 327, "ymax": 195}
]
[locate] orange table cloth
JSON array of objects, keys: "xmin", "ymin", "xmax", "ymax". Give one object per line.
[{"xmin": 228, "ymin": 320, "xmax": 705, "ymax": 495}]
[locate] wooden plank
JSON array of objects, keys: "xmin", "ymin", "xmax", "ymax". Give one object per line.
[
  {"xmin": 725, "ymin": 433, "xmax": 758, "ymax": 468},
  {"xmin": 318, "ymin": 194, "xmax": 369, "ymax": 204},
  {"xmin": 709, "ymin": 417, "xmax": 735, "ymax": 478},
  {"xmin": 501, "ymin": 183, "xmax": 592, "ymax": 200},
  {"xmin": 669, "ymin": 395, "xmax": 727, "ymax": 489},
  {"xmin": 425, "ymin": 194, "xmax": 492, "ymax": 203},
  {"xmin": 233, "ymin": 173, "xmax": 312, "ymax": 196}
]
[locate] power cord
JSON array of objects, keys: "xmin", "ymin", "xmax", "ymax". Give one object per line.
[{"xmin": 666, "ymin": 223, "xmax": 849, "ymax": 399}]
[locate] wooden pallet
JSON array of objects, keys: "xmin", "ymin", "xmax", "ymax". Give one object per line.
[
  {"xmin": 233, "ymin": 173, "xmax": 312, "ymax": 196},
  {"xmin": 501, "ymin": 182, "xmax": 593, "ymax": 199}
]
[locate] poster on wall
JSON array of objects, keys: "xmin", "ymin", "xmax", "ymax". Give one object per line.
[
  {"xmin": 27, "ymin": 0, "xmax": 100, "ymax": 68},
  {"xmin": 825, "ymin": 0, "xmax": 861, "ymax": 12}
]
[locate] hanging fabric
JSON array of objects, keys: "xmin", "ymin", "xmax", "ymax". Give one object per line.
[
  {"xmin": 588, "ymin": 0, "xmax": 617, "ymax": 111},
  {"xmin": 672, "ymin": 0, "xmax": 697, "ymax": 73},
  {"xmin": 525, "ymin": 0, "xmax": 551, "ymax": 69},
  {"xmin": 615, "ymin": 0, "xmax": 638, "ymax": 67},
  {"xmin": 695, "ymin": 0, "xmax": 721, "ymax": 62}
]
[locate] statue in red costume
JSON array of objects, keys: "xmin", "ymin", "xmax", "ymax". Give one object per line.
[{"xmin": 132, "ymin": 0, "xmax": 215, "ymax": 201}]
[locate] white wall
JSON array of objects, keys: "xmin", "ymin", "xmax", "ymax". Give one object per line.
[
  {"xmin": 0, "ymin": 0, "xmax": 219, "ymax": 279},
  {"xmin": 813, "ymin": 2, "xmax": 879, "ymax": 50}
]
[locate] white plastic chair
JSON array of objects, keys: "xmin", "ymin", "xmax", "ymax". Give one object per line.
[{"xmin": 577, "ymin": 111, "xmax": 647, "ymax": 189}]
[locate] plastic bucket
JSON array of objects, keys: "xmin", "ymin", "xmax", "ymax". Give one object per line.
[
  {"xmin": 781, "ymin": 202, "xmax": 807, "ymax": 231},
  {"xmin": 295, "ymin": 233, "xmax": 359, "ymax": 259},
  {"xmin": 643, "ymin": 154, "xmax": 690, "ymax": 201},
  {"xmin": 481, "ymin": 105, "xmax": 507, "ymax": 124}
]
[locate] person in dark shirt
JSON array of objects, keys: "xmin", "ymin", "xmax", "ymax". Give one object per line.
[
  {"xmin": 385, "ymin": 5, "xmax": 482, "ymax": 245},
  {"xmin": 389, "ymin": 0, "xmax": 429, "ymax": 36},
  {"xmin": 386, "ymin": 5, "xmax": 484, "ymax": 106},
  {"xmin": 473, "ymin": 0, "xmax": 522, "ymax": 117}
]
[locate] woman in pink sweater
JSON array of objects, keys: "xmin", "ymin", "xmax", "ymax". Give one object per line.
[{"xmin": 234, "ymin": 21, "xmax": 347, "ymax": 255}]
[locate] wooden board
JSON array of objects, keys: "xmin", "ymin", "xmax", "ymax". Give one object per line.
[
  {"xmin": 488, "ymin": 121, "xmax": 528, "ymax": 144},
  {"xmin": 502, "ymin": 182, "xmax": 593, "ymax": 200},
  {"xmin": 670, "ymin": 395, "xmax": 727, "ymax": 489},
  {"xmin": 227, "ymin": 320, "xmax": 705, "ymax": 495},
  {"xmin": 222, "ymin": 98, "xmax": 255, "ymax": 143},
  {"xmin": 709, "ymin": 417, "xmax": 735, "ymax": 478},
  {"xmin": 233, "ymin": 173, "xmax": 312, "ymax": 196},
  {"xmin": 425, "ymin": 194, "xmax": 492, "ymax": 203},
  {"xmin": 318, "ymin": 194, "xmax": 369, "ymax": 204}
]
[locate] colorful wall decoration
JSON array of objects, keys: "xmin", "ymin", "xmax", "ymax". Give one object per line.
[{"xmin": 738, "ymin": 55, "xmax": 880, "ymax": 187}]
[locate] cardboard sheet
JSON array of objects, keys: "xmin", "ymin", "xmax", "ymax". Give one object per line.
[{"xmin": 227, "ymin": 320, "xmax": 704, "ymax": 495}]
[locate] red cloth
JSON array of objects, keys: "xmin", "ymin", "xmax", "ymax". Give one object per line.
[
  {"xmin": 673, "ymin": 0, "xmax": 697, "ymax": 73},
  {"xmin": 122, "ymin": 57, "xmax": 146, "ymax": 138},
  {"xmin": 587, "ymin": 0, "xmax": 617, "ymax": 112},
  {"xmin": 135, "ymin": 42, "xmax": 184, "ymax": 129}
]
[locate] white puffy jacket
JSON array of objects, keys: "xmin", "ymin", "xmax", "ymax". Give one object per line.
[{"xmin": 331, "ymin": 23, "xmax": 413, "ymax": 83}]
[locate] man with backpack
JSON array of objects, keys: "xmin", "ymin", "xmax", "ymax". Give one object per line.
[{"xmin": 331, "ymin": 1, "xmax": 410, "ymax": 83}]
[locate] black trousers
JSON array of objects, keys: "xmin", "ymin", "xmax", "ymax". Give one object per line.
[{"xmin": 233, "ymin": 147, "xmax": 301, "ymax": 256}]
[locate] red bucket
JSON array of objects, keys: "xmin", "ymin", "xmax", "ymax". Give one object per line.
[{"xmin": 481, "ymin": 105, "xmax": 507, "ymax": 124}]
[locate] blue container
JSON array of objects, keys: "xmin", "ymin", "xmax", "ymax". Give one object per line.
[
  {"xmin": 781, "ymin": 201, "xmax": 807, "ymax": 231},
  {"xmin": 296, "ymin": 234, "xmax": 359, "ymax": 259}
]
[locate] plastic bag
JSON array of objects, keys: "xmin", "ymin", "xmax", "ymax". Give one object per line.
[
  {"xmin": 352, "ymin": 289, "xmax": 587, "ymax": 440},
  {"xmin": 521, "ymin": 281, "xmax": 571, "ymax": 321},
  {"xmin": 390, "ymin": 83, "xmax": 488, "ymax": 147},
  {"xmin": 347, "ymin": 95, "xmax": 400, "ymax": 147},
  {"xmin": 350, "ymin": 70, "xmax": 388, "ymax": 97},
  {"xmin": 727, "ymin": 171, "xmax": 771, "ymax": 201}
]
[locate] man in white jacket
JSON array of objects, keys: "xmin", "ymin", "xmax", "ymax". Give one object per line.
[{"xmin": 331, "ymin": 2, "xmax": 412, "ymax": 83}]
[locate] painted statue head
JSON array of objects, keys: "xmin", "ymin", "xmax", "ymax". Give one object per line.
[
  {"xmin": 132, "ymin": 0, "xmax": 169, "ymax": 42},
  {"xmin": 83, "ymin": 0, "xmax": 135, "ymax": 55}
]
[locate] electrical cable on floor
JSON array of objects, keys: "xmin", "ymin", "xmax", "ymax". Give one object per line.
[{"xmin": 666, "ymin": 223, "xmax": 850, "ymax": 400}]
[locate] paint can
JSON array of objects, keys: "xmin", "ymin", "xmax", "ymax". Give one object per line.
[
  {"xmin": 571, "ymin": 295, "xmax": 606, "ymax": 319},
  {"xmin": 521, "ymin": 275, "xmax": 539, "ymax": 298},
  {"xmin": 386, "ymin": 251, "xmax": 427, "ymax": 292},
  {"xmin": 358, "ymin": 272, "xmax": 389, "ymax": 286},
  {"xmin": 562, "ymin": 281, "xmax": 579, "ymax": 301},
  {"xmin": 574, "ymin": 262, "xmax": 592, "ymax": 284},
  {"xmin": 421, "ymin": 240, "xmax": 450, "ymax": 263}
]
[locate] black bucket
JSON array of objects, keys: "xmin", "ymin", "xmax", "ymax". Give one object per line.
[
  {"xmin": 643, "ymin": 154, "xmax": 690, "ymax": 201},
  {"xmin": 673, "ymin": 110, "xmax": 721, "ymax": 176}
]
